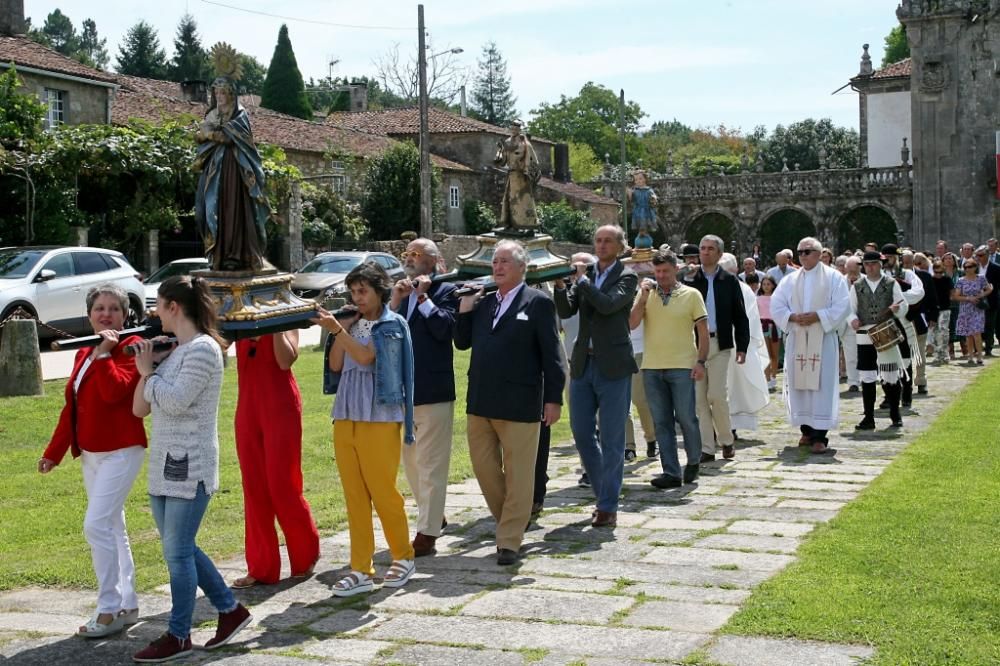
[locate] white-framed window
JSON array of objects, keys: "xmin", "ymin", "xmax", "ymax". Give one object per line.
[
  {"xmin": 44, "ymin": 88, "xmax": 66, "ymax": 129},
  {"xmin": 449, "ymin": 185, "xmax": 461, "ymax": 209},
  {"xmin": 331, "ymin": 175, "xmax": 346, "ymax": 194}
]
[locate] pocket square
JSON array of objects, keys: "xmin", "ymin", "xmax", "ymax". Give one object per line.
[{"xmin": 516, "ymin": 311, "xmax": 529, "ymax": 321}]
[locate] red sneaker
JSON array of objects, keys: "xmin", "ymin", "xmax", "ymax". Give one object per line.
[
  {"xmin": 203, "ymin": 603, "xmax": 252, "ymax": 650},
  {"xmin": 132, "ymin": 632, "xmax": 192, "ymax": 663}
]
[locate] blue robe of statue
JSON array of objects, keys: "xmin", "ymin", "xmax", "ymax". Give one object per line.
[{"xmin": 631, "ymin": 186, "xmax": 658, "ymax": 233}]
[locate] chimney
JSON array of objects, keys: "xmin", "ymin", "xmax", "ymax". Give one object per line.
[
  {"xmin": 0, "ymin": 0, "xmax": 26, "ymax": 36},
  {"xmin": 554, "ymin": 143, "xmax": 570, "ymax": 182},
  {"xmin": 349, "ymin": 83, "xmax": 368, "ymax": 112},
  {"xmin": 460, "ymin": 85, "xmax": 467, "ymax": 117},
  {"xmin": 180, "ymin": 80, "xmax": 208, "ymax": 104}
]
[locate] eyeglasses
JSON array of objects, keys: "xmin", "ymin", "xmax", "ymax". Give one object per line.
[
  {"xmin": 797, "ymin": 249, "xmax": 815, "ymax": 256},
  {"xmin": 964, "ymin": 264, "xmax": 978, "ymax": 269},
  {"xmin": 400, "ymin": 251, "xmax": 424, "ymax": 259}
]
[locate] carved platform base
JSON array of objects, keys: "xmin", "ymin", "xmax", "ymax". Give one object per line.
[
  {"xmin": 194, "ymin": 270, "xmax": 319, "ymax": 340},
  {"xmin": 622, "ymin": 248, "xmax": 655, "ymax": 277},
  {"xmin": 456, "ymin": 232, "xmax": 570, "ymax": 280}
]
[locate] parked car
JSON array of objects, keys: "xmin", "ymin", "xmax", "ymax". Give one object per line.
[
  {"xmin": 0, "ymin": 246, "xmax": 146, "ymax": 341},
  {"xmin": 143, "ymin": 257, "xmax": 210, "ymax": 309},
  {"xmin": 291, "ymin": 251, "xmax": 405, "ymax": 301}
]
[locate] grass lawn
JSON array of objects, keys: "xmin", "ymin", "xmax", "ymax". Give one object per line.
[
  {"xmin": 0, "ymin": 347, "xmax": 572, "ymax": 592},
  {"xmin": 723, "ymin": 367, "xmax": 1000, "ymax": 665}
]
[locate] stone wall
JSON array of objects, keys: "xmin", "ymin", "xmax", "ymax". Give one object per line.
[{"xmin": 18, "ymin": 71, "xmax": 109, "ymax": 125}]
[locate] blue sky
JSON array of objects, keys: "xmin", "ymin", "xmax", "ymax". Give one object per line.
[{"xmin": 29, "ymin": 0, "xmax": 901, "ymax": 133}]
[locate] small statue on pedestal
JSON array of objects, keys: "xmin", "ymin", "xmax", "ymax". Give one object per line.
[
  {"xmin": 628, "ymin": 170, "xmax": 658, "ymax": 247},
  {"xmin": 494, "ymin": 120, "xmax": 541, "ymax": 233}
]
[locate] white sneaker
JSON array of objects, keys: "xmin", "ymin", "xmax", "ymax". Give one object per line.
[{"xmin": 767, "ymin": 378, "xmax": 777, "ymax": 390}]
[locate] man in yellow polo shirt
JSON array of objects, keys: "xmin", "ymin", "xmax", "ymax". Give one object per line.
[{"xmin": 629, "ymin": 249, "xmax": 709, "ymax": 488}]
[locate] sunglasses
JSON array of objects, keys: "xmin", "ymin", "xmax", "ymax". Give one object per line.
[
  {"xmin": 965, "ymin": 264, "xmax": 978, "ymax": 269},
  {"xmin": 797, "ymin": 249, "xmax": 815, "ymax": 255},
  {"xmin": 400, "ymin": 251, "xmax": 424, "ymax": 259}
]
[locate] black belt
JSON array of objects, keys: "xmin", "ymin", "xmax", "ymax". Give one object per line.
[{"xmin": 708, "ymin": 332, "xmax": 717, "ymax": 338}]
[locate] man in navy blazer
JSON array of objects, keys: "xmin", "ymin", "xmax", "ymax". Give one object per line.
[
  {"xmin": 454, "ymin": 239, "xmax": 565, "ymax": 565},
  {"xmin": 391, "ymin": 238, "xmax": 459, "ymax": 558}
]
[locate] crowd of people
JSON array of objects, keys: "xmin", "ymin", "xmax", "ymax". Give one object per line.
[{"xmin": 36, "ymin": 229, "xmax": 999, "ymax": 662}]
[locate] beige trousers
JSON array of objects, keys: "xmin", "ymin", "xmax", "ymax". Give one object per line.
[
  {"xmin": 402, "ymin": 401, "xmax": 455, "ymax": 537},
  {"xmin": 914, "ymin": 333, "xmax": 927, "ymax": 388},
  {"xmin": 697, "ymin": 337, "xmax": 734, "ymax": 453},
  {"xmin": 626, "ymin": 352, "xmax": 656, "ymax": 448},
  {"xmin": 467, "ymin": 415, "xmax": 540, "ymax": 551}
]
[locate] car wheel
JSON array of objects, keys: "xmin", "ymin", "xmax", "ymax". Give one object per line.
[{"xmin": 126, "ymin": 297, "xmax": 146, "ymax": 329}]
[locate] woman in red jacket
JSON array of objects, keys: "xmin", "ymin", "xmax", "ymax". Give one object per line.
[
  {"xmin": 230, "ymin": 331, "xmax": 319, "ymax": 588},
  {"xmin": 38, "ymin": 284, "xmax": 148, "ymax": 639}
]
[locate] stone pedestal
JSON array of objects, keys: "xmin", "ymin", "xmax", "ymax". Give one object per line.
[
  {"xmin": 0, "ymin": 319, "xmax": 43, "ymax": 397},
  {"xmin": 196, "ymin": 269, "xmax": 319, "ymax": 340},
  {"xmin": 456, "ymin": 231, "xmax": 571, "ymax": 281},
  {"xmin": 622, "ymin": 248, "xmax": 655, "ymax": 278}
]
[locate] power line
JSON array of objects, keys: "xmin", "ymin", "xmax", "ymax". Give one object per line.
[{"xmin": 199, "ymin": 0, "xmax": 410, "ymax": 31}]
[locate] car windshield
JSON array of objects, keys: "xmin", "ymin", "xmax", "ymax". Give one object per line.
[
  {"xmin": 299, "ymin": 256, "xmax": 362, "ymax": 274},
  {"xmin": 0, "ymin": 250, "xmax": 46, "ymax": 278},
  {"xmin": 144, "ymin": 261, "xmax": 207, "ymax": 284}
]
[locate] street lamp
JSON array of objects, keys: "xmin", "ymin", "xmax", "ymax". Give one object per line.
[{"xmin": 417, "ymin": 3, "xmax": 462, "ymax": 237}]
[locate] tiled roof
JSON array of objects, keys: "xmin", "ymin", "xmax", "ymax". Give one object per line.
[
  {"xmin": 873, "ymin": 58, "xmax": 911, "ymax": 79},
  {"xmin": 0, "ymin": 35, "xmax": 117, "ymax": 84},
  {"xmin": 538, "ymin": 177, "xmax": 617, "ymax": 206},
  {"xmin": 110, "ymin": 75, "xmax": 470, "ymax": 171},
  {"xmin": 328, "ymin": 107, "xmax": 555, "ymax": 144}
]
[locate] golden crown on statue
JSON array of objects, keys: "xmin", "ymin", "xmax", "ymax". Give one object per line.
[{"xmin": 210, "ymin": 42, "xmax": 243, "ymax": 81}]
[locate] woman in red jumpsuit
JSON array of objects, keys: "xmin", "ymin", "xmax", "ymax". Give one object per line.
[{"xmin": 231, "ymin": 331, "xmax": 320, "ymax": 588}]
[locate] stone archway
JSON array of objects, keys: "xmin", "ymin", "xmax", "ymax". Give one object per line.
[
  {"xmin": 836, "ymin": 205, "xmax": 898, "ymax": 254},
  {"xmin": 759, "ymin": 209, "xmax": 816, "ymax": 264},
  {"xmin": 684, "ymin": 212, "xmax": 737, "ymax": 252}
]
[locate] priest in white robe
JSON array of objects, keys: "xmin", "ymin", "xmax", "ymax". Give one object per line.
[
  {"xmin": 720, "ymin": 253, "xmax": 770, "ymax": 432},
  {"xmin": 771, "ymin": 237, "xmax": 851, "ymax": 454}
]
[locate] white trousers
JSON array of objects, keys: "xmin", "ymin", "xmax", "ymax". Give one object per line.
[
  {"xmin": 80, "ymin": 446, "xmax": 145, "ymax": 613},
  {"xmin": 402, "ymin": 401, "xmax": 455, "ymax": 537},
  {"xmin": 841, "ymin": 327, "xmax": 858, "ymax": 387}
]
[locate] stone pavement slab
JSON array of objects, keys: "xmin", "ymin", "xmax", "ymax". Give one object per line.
[
  {"xmin": 621, "ymin": 599, "xmax": 741, "ymax": 633},
  {"xmin": 708, "ymin": 635, "xmax": 875, "ymax": 665},
  {"xmin": 460, "ymin": 588, "xmax": 634, "ymax": 624}
]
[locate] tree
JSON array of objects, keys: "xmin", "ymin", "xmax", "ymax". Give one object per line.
[
  {"xmin": 757, "ymin": 118, "xmax": 859, "ymax": 171},
  {"xmin": 528, "ymin": 82, "xmax": 645, "ymax": 163},
  {"xmin": 469, "ymin": 41, "xmax": 517, "ymax": 126},
  {"xmin": 0, "ymin": 66, "xmax": 46, "ymax": 149},
  {"xmin": 116, "ymin": 21, "xmax": 168, "ymax": 79},
  {"xmin": 260, "ymin": 25, "xmax": 312, "ymax": 119},
  {"xmin": 537, "ymin": 201, "xmax": 597, "ymax": 244},
  {"xmin": 168, "ymin": 14, "xmax": 210, "ymax": 82},
  {"xmin": 373, "ymin": 42, "xmax": 467, "ymax": 105},
  {"xmin": 882, "ymin": 25, "xmax": 910, "ymax": 67},
  {"xmin": 568, "ymin": 141, "xmax": 602, "ymax": 182},
  {"xmin": 39, "ymin": 9, "xmax": 78, "ymax": 57},
  {"xmin": 79, "ymin": 19, "xmax": 109, "ymax": 70},
  {"xmin": 361, "ymin": 142, "xmax": 441, "ymax": 239},
  {"xmin": 238, "ymin": 54, "xmax": 267, "ymax": 95}
]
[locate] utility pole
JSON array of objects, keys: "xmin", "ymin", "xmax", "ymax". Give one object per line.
[
  {"xmin": 619, "ymin": 88, "xmax": 628, "ymax": 234},
  {"xmin": 417, "ymin": 4, "xmax": 432, "ymax": 238}
]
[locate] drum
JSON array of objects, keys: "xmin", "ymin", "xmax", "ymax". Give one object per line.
[{"xmin": 868, "ymin": 319, "xmax": 902, "ymax": 352}]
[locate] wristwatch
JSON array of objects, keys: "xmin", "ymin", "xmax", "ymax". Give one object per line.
[
  {"xmin": 697, "ymin": 359, "xmax": 707, "ymax": 366},
  {"xmin": 417, "ymin": 293, "xmax": 428, "ymax": 304}
]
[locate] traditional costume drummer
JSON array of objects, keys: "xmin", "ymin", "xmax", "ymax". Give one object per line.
[
  {"xmin": 849, "ymin": 250, "xmax": 909, "ymax": 430},
  {"xmin": 880, "ymin": 243, "xmax": 924, "ymax": 408}
]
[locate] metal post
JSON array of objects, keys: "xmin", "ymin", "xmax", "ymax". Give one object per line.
[
  {"xmin": 619, "ymin": 89, "xmax": 628, "ymax": 234},
  {"xmin": 417, "ymin": 4, "xmax": 432, "ymax": 238}
]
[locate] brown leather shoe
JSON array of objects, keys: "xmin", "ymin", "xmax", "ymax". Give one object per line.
[
  {"xmin": 722, "ymin": 445, "xmax": 735, "ymax": 459},
  {"xmin": 591, "ymin": 510, "xmax": 617, "ymax": 528},
  {"xmin": 412, "ymin": 532, "xmax": 437, "ymax": 557},
  {"xmin": 798, "ymin": 435, "xmax": 812, "ymax": 446}
]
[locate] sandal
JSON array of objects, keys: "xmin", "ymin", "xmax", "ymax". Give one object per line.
[
  {"xmin": 118, "ymin": 608, "xmax": 140, "ymax": 626},
  {"xmin": 292, "ymin": 557, "xmax": 320, "ymax": 579},
  {"xmin": 77, "ymin": 612, "xmax": 124, "ymax": 638},
  {"xmin": 231, "ymin": 575, "xmax": 260, "ymax": 589},
  {"xmin": 382, "ymin": 559, "xmax": 415, "ymax": 589},
  {"xmin": 332, "ymin": 571, "xmax": 374, "ymax": 597}
]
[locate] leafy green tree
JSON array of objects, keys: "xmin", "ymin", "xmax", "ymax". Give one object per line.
[
  {"xmin": 568, "ymin": 141, "xmax": 602, "ymax": 182},
  {"xmin": 300, "ymin": 182, "xmax": 367, "ymax": 243},
  {"xmin": 260, "ymin": 24, "xmax": 312, "ymax": 119},
  {"xmin": 238, "ymin": 54, "xmax": 267, "ymax": 95},
  {"xmin": 469, "ymin": 41, "xmax": 517, "ymax": 126},
  {"xmin": 361, "ymin": 142, "xmax": 441, "ymax": 240},
  {"xmin": 528, "ymin": 82, "xmax": 644, "ymax": 163},
  {"xmin": 116, "ymin": 20, "xmax": 168, "ymax": 78},
  {"xmin": 169, "ymin": 14, "xmax": 210, "ymax": 82},
  {"xmin": 39, "ymin": 9, "xmax": 78, "ymax": 57},
  {"xmin": 882, "ymin": 25, "xmax": 910, "ymax": 67},
  {"xmin": 757, "ymin": 118, "xmax": 859, "ymax": 171},
  {"xmin": 463, "ymin": 200, "xmax": 496, "ymax": 235},
  {"xmin": 79, "ymin": 19, "xmax": 109, "ymax": 69},
  {"xmin": 537, "ymin": 201, "xmax": 597, "ymax": 244},
  {"xmin": 0, "ymin": 66, "xmax": 46, "ymax": 149}
]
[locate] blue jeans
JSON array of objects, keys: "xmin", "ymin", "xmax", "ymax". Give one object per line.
[
  {"xmin": 150, "ymin": 483, "xmax": 237, "ymax": 639},
  {"xmin": 569, "ymin": 357, "xmax": 631, "ymax": 513},
  {"xmin": 643, "ymin": 369, "xmax": 702, "ymax": 480}
]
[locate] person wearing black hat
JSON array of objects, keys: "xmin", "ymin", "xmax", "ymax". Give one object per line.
[
  {"xmin": 881, "ymin": 243, "xmax": 924, "ymax": 408},
  {"xmin": 849, "ymin": 251, "xmax": 908, "ymax": 429}
]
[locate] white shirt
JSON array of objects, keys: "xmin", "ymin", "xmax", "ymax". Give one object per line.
[
  {"xmin": 492, "ymin": 282, "xmax": 525, "ymax": 328},
  {"xmin": 405, "ymin": 290, "xmax": 438, "ymax": 320}
]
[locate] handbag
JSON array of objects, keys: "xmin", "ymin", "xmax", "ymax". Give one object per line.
[{"xmin": 976, "ymin": 298, "xmax": 989, "ymax": 311}]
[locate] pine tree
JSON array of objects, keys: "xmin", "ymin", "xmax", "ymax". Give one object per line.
[
  {"xmin": 470, "ymin": 41, "xmax": 517, "ymax": 126},
  {"xmin": 79, "ymin": 19, "xmax": 109, "ymax": 69},
  {"xmin": 169, "ymin": 14, "xmax": 211, "ymax": 82},
  {"xmin": 116, "ymin": 21, "xmax": 168, "ymax": 79},
  {"xmin": 40, "ymin": 9, "xmax": 79, "ymax": 57},
  {"xmin": 260, "ymin": 24, "xmax": 312, "ymax": 119}
]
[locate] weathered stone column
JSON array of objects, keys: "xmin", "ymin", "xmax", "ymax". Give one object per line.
[
  {"xmin": 0, "ymin": 319, "xmax": 43, "ymax": 397},
  {"xmin": 73, "ymin": 226, "xmax": 88, "ymax": 246},
  {"xmin": 147, "ymin": 229, "xmax": 160, "ymax": 273}
]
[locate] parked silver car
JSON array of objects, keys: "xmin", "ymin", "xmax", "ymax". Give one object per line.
[
  {"xmin": 143, "ymin": 257, "xmax": 210, "ymax": 309},
  {"xmin": 291, "ymin": 251, "xmax": 405, "ymax": 301},
  {"xmin": 0, "ymin": 246, "xmax": 146, "ymax": 339}
]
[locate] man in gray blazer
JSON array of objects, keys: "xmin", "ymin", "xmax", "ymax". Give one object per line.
[{"xmin": 554, "ymin": 225, "xmax": 638, "ymax": 528}]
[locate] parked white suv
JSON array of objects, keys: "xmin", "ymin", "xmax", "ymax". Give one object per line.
[{"xmin": 0, "ymin": 246, "xmax": 146, "ymax": 340}]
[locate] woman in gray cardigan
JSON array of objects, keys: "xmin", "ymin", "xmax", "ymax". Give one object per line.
[{"xmin": 130, "ymin": 276, "xmax": 250, "ymax": 663}]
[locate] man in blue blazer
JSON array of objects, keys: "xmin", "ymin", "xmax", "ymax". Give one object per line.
[
  {"xmin": 454, "ymin": 240, "xmax": 565, "ymax": 566},
  {"xmin": 391, "ymin": 238, "xmax": 459, "ymax": 558}
]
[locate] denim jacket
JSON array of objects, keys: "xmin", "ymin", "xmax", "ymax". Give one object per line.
[{"xmin": 323, "ymin": 306, "xmax": 415, "ymax": 443}]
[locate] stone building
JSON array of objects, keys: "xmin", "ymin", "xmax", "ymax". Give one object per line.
[{"xmin": 851, "ymin": 49, "xmax": 912, "ymax": 169}]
